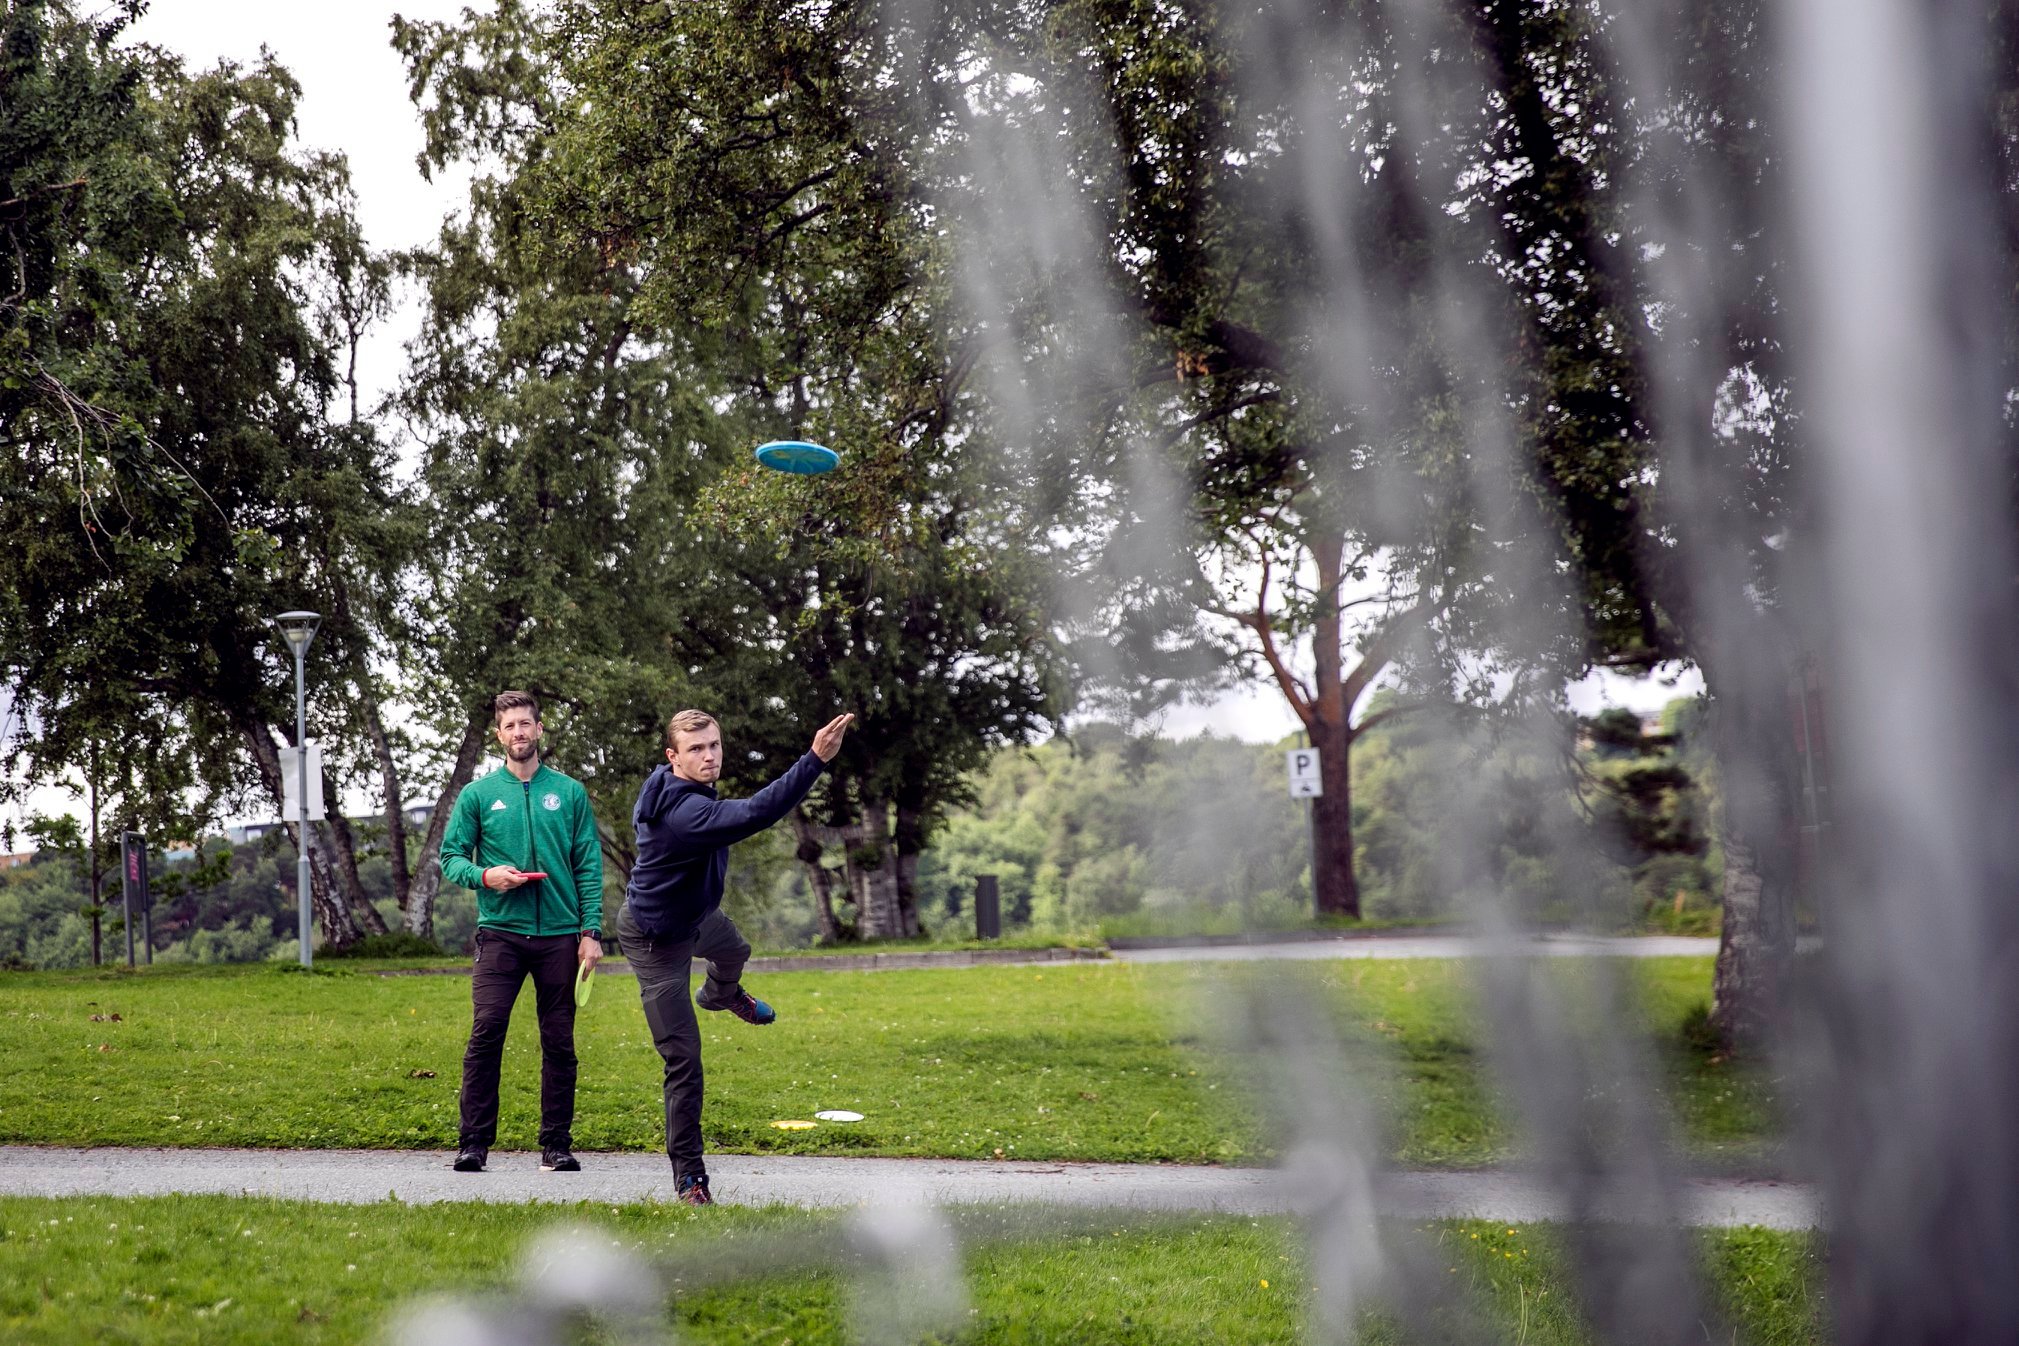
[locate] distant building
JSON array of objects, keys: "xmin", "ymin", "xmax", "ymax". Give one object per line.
[
  {"xmin": 0, "ymin": 852, "xmax": 32, "ymax": 870},
  {"xmin": 223, "ymin": 805, "xmax": 434, "ymax": 850}
]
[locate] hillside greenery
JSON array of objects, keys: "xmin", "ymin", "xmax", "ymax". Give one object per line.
[{"xmin": 2, "ymin": 700, "xmax": 1712, "ymax": 967}]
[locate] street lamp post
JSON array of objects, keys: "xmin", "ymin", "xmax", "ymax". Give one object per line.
[{"xmin": 273, "ymin": 610, "xmax": 322, "ymax": 968}]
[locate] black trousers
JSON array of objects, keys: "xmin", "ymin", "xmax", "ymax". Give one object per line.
[
  {"xmin": 457, "ymin": 926, "xmax": 579, "ymax": 1151},
  {"xmin": 616, "ymin": 903, "xmax": 750, "ymax": 1181}
]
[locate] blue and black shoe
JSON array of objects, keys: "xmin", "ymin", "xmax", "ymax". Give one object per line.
[
  {"xmin": 696, "ymin": 983, "xmax": 776, "ymax": 1026},
  {"xmin": 676, "ymin": 1174, "xmax": 714, "ymax": 1206}
]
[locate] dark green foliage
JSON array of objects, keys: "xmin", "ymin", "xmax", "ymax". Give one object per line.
[
  {"xmin": 320, "ymin": 932, "xmax": 446, "ymax": 961},
  {"xmin": 916, "ymin": 707, "xmax": 1716, "ymax": 937},
  {"xmin": 0, "ymin": 835, "xmax": 292, "ymax": 968},
  {"xmin": 916, "ymin": 728, "xmax": 1315, "ymax": 934},
  {"xmin": 1578, "ymin": 698, "xmax": 1718, "ymax": 929},
  {"xmin": 391, "ymin": 1, "xmax": 1068, "ymax": 941},
  {"xmin": 2, "ymin": 0, "xmax": 415, "ymax": 949},
  {"xmin": 1585, "ymin": 708, "xmax": 1652, "ymax": 757},
  {"xmin": 0, "ymin": 829, "xmax": 456, "ymax": 969}
]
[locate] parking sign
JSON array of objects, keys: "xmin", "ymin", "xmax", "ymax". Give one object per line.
[{"xmin": 1286, "ymin": 747, "xmax": 1323, "ymax": 798}]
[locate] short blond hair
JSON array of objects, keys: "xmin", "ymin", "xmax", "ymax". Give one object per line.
[{"xmin": 665, "ymin": 709, "xmax": 719, "ymax": 750}]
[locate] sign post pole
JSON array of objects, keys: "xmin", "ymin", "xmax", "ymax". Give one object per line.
[
  {"xmin": 1285, "ymin": 744, "xmax": 1323, "ymax": 913},
  {"xmin": 273, "ymin": 611, "xmax": 322, "ymax": 967},
  {"xmin": 137, "ymin": 837, "xmax": 151, "ymax": 964}
]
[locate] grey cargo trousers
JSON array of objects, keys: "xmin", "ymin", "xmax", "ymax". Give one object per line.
[{"xmin": 615, "ymin": 902, "xmax": 751, "ymax": 1181}]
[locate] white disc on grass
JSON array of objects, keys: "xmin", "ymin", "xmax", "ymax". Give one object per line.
[{"xmin": 814, "ymin": 1110, "xmax": 865, "ymax": 1123}]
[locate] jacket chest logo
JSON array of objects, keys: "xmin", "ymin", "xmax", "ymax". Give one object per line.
[
  {"xmin": 541, "ymin": 792, "xmax": 561, "ymax": 811},
  {"xmin": 489, "ymin": 800, "xmax": 507, "ymax": 811}
]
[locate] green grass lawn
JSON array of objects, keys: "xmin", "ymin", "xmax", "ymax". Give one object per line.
[
  {"xmin": 321, "ymin": 928, "xmax": 1108, "ymax": 973},
  {"xmin": 0, "ymin": 957, "xmax": 1777, "ymax": 1167},
  {"xmin": 748, "ymin": 930, "xmax": 1109, "ymax": 957},
  {"xmin": 0, "ymin": 1195, "xmax": 1823, "ymax": 1345},
  {"xmin": 1097, "ymin": 908, "xmax": 1458, "ymax": 940}
]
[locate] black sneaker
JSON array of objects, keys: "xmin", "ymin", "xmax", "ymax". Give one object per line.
[
  {"xmin": 696, "ymin": 983, "xmax": 777, "ymax": 1025},
  {"xmin": 453, "ymin": 1148, "xmax": 487, "ymax": 1172},
  {"xmin": 540, "ymin": 1148, "xmax": 581, "ymax": 1172},
  {"xmin": 676, "ymin": 1174, "xmax": 714, "ymax": 1206}
]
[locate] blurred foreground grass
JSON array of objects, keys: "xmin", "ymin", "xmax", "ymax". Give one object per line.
[{"xmin": 0, "ymin": 1195, "xmax": 1822, "ymax": 1346}]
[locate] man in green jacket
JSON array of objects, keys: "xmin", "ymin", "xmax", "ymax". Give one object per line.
[{"xmin": 439, "ymin": 690, "xmax": 604, "ymax": 1173}]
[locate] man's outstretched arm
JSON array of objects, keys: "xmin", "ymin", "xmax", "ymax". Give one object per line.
[{"xmin": 660, "ymin": 714, "xmax": 855, "ymax": 853}]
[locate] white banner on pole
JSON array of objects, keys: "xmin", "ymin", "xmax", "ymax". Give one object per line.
[
  {"xmin": 281, "ymin": 742, "xmax": 327, "ymax": 822},
  {"xmin": 1285, "ymin": 747, "xmax": 1322, "ymax": 798}
]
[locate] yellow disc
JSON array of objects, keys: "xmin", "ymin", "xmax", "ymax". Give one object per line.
[{"xmin": 770, "ymin": 1119, "xmax": 818, "ymax": 1130}]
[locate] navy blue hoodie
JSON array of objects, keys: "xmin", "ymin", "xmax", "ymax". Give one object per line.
[{"xmin": 622, "ymin": 751, "xmax": 827, "ymax": 941}]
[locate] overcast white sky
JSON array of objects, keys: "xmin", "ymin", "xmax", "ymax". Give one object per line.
[
  {"xmin": 127, "ymin": 0, "xmax": 477, "ymax": 419},
  {"xmin": 128, "ymin": 1, "xmax": 470, "ymax": 252},
  {"xmin": 4, "ymin": 3, "xmax": 1697, "ymax": 843}
]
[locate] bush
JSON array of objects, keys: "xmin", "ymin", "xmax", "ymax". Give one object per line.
[
  {"xmin": 321, "ymin": 931, "xmax": 448, "ymax": 960},
  {"xmin": 154, "ymin": 918, "xmax": 281, "ymax": 965},
  {"xmin": 1679, "ymin": 999, "xmax": 1724, "ymax": 1055}
]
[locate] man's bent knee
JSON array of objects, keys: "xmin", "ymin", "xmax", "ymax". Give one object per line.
[{"xmin": 465, "ymin": 1018, "xmax": 510, "ymax": 1052}]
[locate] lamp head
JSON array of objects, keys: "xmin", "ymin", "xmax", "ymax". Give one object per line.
[{"xmin": 274, "ymin": 610, "xmax": 322, "ymax": 655}]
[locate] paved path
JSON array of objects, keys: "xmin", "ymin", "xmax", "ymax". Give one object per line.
[
  {"xmin": 1108, "ymin": 935, "xmax": 1719, "ymax": 964},
  {"xmin": 0, "ymin": 1147, "xmax": 1814, "ymax": 1229}
]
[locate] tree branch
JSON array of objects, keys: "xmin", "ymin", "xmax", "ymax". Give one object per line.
[
  {"xmin": 769, "ymin": 165, "xmax": 839, "ymax": 210},
  {"xmin": 1341, "ymin": 596, "xmax": 1444, "ymax": 714},
  {"xmin": 762, "ymin": 201, "xmax": 834, "ymax": 247},
  {"xmin": 0, "ymin": 176, "xmax": 88, "ymax": 213},
  {"xmin": 1210, "ymin": 545, "xmax": 1314, "ymax": 724},
  {"xmin": 1353, "ymin": 699, "xmax": 1428, "ymax": 737},
  {"xmin": 1154, "ymin": 389, "xmax": 1282, "ymax": 452}
]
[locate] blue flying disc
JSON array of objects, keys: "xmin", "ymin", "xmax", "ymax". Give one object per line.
[{"xmin": 754, "ymin": 440, "xmax": 840, "ymax": 475}]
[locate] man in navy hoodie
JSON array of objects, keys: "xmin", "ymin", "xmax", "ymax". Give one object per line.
[{"xmin": 617, "ymin": 707, "xmax": 854, "ymax": 1204}]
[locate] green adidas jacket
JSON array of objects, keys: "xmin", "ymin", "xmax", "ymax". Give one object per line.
[{"xmin": 438, "ymin": 762, "xmax": 604, "ymax": 937}]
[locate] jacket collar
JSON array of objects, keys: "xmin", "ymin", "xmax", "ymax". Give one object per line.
[{"xmin": 634, "ymin": 763, "xmax": 715, "ymax": 823}]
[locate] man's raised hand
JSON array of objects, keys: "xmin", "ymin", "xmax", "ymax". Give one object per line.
[{"xmin": 811, "ymin": 713, "xmax": 856, "ymax": 762}]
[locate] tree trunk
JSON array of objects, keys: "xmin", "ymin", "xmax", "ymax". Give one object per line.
[
  {"xmin": 317, "ymin": 783, "xmax": 390, "ymax": 936},
  {"xmin": 405, "ymin": 708, "xmax": 492, "ymax": 940},
  {"xmin": 1707, "ymin": 824, "xmax": 1794, "ymax": 1050},
  {"xmin": 1310, "ymin": 716, "xmax": 1359, "ymax": 918},
  {"xmin": 360, "ymin": 682, "xmax": 411, "ymax": 914},
  {"xmin": 1704, "ymin": 660, "xmax": 1801, "ymax": 1052},
  {"xmin": 849, "ymin": 799, "xmax": 905, "ymax": 940},
  {"xmin": 790, "ymin": 812, "xmax": 845, "ymax": 943},
  {"xmin": 239, "ymin": 712, "xmax": 362, "ymax": 949},
  {"xmin": 596, "ymin": 817, "xmax": 634, "ymax": 887},
  {"xmin": 299, "ymin": 823, "xmax": 364, "ymax": 948},
  {"xmin": 1307, "ymin": 527, "xmax": 1360, "ymax": 918},
  {"xmin": 315, "ymin": 571, "xmax": 393, "ymax": 936},
  {"xmin": 893, "ymin": 803, "xmax": 926, "ymax": 938}
]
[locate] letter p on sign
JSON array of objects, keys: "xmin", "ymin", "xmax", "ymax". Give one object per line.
[{"xmin": 1286, "ymin": 748, "xmax": 1323, "ymax": 798}]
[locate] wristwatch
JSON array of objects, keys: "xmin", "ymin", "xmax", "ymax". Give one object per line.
[{"xmin": 581, "ymin": 929, "xmax": 601, "ymax": 942}]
